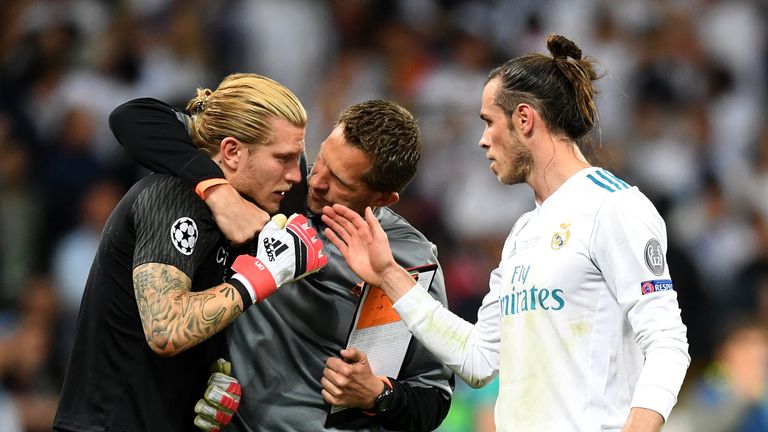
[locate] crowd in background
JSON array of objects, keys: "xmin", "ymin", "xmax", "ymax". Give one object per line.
[{"xmin": 0, "ymin": 0, "xmax": 766, "ymax": 431}]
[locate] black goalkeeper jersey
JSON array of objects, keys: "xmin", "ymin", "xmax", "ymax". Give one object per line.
[{"xmin": 54, "ymin": 174, "xmax": 229, "ymax": 432}]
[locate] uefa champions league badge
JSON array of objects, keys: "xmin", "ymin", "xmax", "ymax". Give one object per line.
[
  {"xmin": 171, "ymin": 217, "xmax": 198, "ymax": 255},
  {"xmin": 644, "ymin": 238, "xmax": 665, "ymax": 275},
  {"xmin": 551, "ymin": 222, "xmax": 571, "ymax": 250}
]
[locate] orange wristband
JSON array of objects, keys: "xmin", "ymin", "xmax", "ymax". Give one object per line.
[{"xmin": 195, "ymin": 178, "xmax": 229, "ymax": 200}]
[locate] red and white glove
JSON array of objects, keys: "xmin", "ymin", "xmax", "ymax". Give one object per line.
[
  {"xmin": 230, "ymin": 213, "xmax": 327, "ymax": 304},
  {"xmin": 193, "ymin": 359, "xmax": 241, "ymax": 432}
]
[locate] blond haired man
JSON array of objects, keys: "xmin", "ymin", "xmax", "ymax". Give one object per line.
[{"xmin": 53, "ymin": 74, "xmax": 327, "ymax": 432}]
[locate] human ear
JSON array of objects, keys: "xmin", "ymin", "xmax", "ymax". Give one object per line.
[
  {"xmin": 373, "ymin": 192, "xmax": 399, "ymax": 208},
  {"xmin": 220, "ymin": 137, "xmax": 242, "ymax": 170},
  {"xmin": 517, "ymin": 104, "xmax": 534, "ymax": 136}
]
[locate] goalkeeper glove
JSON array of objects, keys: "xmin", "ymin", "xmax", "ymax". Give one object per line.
[
  {"xmin": 229, "ymin": 213, "xmax": 326, "ymax": 305},
  {"xmin": 193, "ymin": 358, "xmax": 241, "ymax": 432}
]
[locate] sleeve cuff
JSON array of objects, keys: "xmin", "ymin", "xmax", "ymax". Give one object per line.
[
  {"xmin": 631, "ymin": 384, "xmax": 677, "ymax": 420},
  {"xmin": 230, "ymin": 273, "xmax": 257, "ymax": 304},
  {"xmin": 195, "ymin": 178, "xmax": 230, "ymax": 200}
]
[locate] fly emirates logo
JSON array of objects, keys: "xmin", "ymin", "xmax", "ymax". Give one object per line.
[{"xmin": 499, "ymin": 265, "xmax": 564, "ymax": 317}]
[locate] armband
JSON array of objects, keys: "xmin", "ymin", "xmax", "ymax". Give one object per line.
[{"xmin": 195, "ymin": 178, "xmax": 230, "ymax": 200}]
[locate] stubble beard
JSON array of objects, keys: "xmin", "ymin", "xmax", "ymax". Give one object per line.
[
  {"xmin": 499, "ymin": 134, "xmax": 534, "ymax": 185},
  {"xmin": 307, "ymin": 193, "xmax": 323, "ymax": 215}
]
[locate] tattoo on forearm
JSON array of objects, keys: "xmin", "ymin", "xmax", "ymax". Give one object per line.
[
  {"xmin": 219, "ymin": 284, "xmax": 236, "ymax": 302},
  {"xmin": 133, "ymin": 263, "xmax": 243, "ymax": 354}
]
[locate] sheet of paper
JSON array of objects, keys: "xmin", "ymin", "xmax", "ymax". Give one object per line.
[{"xmin": 325, "ymin": 264, "xmax": 438, "ymax": 424}]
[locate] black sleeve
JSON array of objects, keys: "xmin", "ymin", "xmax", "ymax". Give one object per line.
[
  {"xmin": 377, "ymin": 376, "xmax": 454, "ymax": 431},
  {"xmin": 109, "ymin": 97, "xmax": 224, "ymax": 185},
  {"xmin": 132, "ymin": 176, "xmax": 219, "ymax": 275},
  {"xmin": 109, "ymin": 97, "xmax": 309, "ymax": 216}
]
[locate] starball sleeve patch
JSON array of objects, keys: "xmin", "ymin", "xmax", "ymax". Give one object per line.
[{"xmin": 171, "ymin": 217, "xmax": 198, "ymax": 256}]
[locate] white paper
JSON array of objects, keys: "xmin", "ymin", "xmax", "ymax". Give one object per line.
[{"xmin": 326, "ymin": 264, "xmax": 437, "ymax": 418}]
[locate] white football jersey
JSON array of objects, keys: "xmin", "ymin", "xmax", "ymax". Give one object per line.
[{"xmin": 394, "ymin": 167, "xmax": 690, "ymax": 431}]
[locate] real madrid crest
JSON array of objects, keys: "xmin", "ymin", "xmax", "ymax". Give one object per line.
[{"xmin": 551, "ymin": 222, "xmax": 571, "ymax": 250}]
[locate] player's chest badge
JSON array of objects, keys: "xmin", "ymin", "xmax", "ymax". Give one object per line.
[{"xmin": 551, "ymin": 222, "xmax": 571, "ymax": 250}]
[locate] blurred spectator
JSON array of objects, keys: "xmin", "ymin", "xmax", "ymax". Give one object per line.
[
  {"xmin": 665, "ymin": 317, "xmax": 768, "ymax": 432},
  {"xmin": 51, "ymin": 179, "xmax": 123, "ymax": 331},
  {"xmin": 732, "ymin": 210, "xmax": 768, "ymax": 326},
  {"xmin": 413, "ymin": 24, "xmax": 534, "ymax": 241},
  {"xmin": 39, "ymin": 105, "xmax": 109, "ymax": 254},
  {"xmin": 0, "ymin": 276, "xmax": 60, "ymax": 432},
  {"xmin": 0, "ymin": 389, "xmax": 22, "ymax": 432},
  {"xmin": 747, "ymin": 124, "xmax": 768, "ymax": 219},
  {"xmin": 588, "ymin": 8, "xmax": 638, "ymax": 144},
  {"xmin": 437, "ymin": 378, "xmax": 498, "ymax": 432},
  {"xmin": 670, "ymin": 173, "xmax": 756, "ymax": 305},
  {"xmin": 134, "ymin": 2, "xmax": 216, "ymax": 105},
  {"xmin": 0, "ymin": 116, "xmax": 43, "ymax": 308},
  {"xmin": 660, "ymin": 209, "xmax": 711, "ymax": 362},
  {"xmin": 228, "ymin": 0, "xmax": 333, "ymax": 103},
  {"xmin": 306, "ymin": 47, "xmax": 387, "ymax": 156}
]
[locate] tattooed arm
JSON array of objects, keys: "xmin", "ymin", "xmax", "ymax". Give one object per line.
[{"xmin": 133, "ymin": 263, "xmax": 244, "ymax": 357}]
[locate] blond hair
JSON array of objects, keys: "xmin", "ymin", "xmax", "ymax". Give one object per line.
[{"xmin": 185, "ymin": 73, "xmax": 307, "ymax": 155}]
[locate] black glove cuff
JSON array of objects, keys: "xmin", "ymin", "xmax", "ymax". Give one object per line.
[{"xmin": 227, "ymin": 278, "xmax": 254, "ymax": 310}]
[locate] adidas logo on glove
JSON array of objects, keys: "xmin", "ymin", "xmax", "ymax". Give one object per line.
[
  {"xmin": 228, "ymin": 213, "xmax": 328, "ymax": 305},
  {"xmin": 263, "ymin": 238, "xmax": 288, "ymax": 262}
]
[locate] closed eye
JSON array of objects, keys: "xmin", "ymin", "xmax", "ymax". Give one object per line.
[{"xmin": 276, "ymin": 153, "xmax": 301, "ymax": 163}]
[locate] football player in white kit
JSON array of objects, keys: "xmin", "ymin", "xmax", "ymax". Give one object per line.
[{"xmin": 321, "ymin": 34, "xmax": 690, "ymax": 432}]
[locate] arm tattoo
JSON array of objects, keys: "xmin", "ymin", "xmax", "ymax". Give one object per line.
[{"xmin": 133, "ymin": 263, "xmax": 243, "ymax": 355}]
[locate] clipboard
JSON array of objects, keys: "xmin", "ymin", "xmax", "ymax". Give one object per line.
[{"xmin": 324, "ymin": 263, "xmax": 438, "ymax": 428}]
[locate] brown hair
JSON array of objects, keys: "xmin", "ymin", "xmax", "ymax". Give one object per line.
[
  {"xmin": 335, "ymin": 100, "xmax": 421, "ymax": 193},
  {"xmin": 185, "ymin": 73, "xmax": 307, "ymax": 155},
  {"xmin": 487, "ymin": 34, "xmax": 601, "ymax": 145}
]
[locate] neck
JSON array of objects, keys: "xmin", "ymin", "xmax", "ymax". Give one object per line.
[
  {"xmin": 212, "ymin": 153, "xmax": 232, "ymax": 179},
  {"xmin": 528, "ymin": 137, "xmax": 591, "ymax": 205}
]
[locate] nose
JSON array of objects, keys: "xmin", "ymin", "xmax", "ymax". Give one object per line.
[
  {"xmin": 286, "ymin": 162, "xmax": 302, "ymax": 184},
  {"xmin": 307, "ymin": 166, "xmax": 327, "ymax": 192},
  {"xmin": 479, "ymin": 130, "xmax": 490, "ymax": 150}
]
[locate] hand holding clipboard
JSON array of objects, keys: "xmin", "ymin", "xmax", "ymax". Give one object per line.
[{"xmin": 323, "ymin": 264, "xmax": 438, "ymax": 428}]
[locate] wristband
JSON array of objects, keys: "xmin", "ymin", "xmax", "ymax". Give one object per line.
[
  {"xmin": 230, "ymin": 255, "xmax": 280, "ymax": 303},
  {"xmin": 227, "ymin": 277, "xmax": 255, "ymax": 309},
  {"xmin": 195, "ymin": 178, "xmax": 230, "ymax": 200}
]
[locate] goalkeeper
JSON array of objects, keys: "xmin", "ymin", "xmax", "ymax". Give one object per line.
[{"xmin": 53, "ymin": 74, "xmax": 327, "ymax": 432}]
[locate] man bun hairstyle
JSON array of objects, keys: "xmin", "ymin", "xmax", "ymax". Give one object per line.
[
  {"xmin": 185, "ymin": 73, "xmax": 307, "ymax": 156},
  {"xmin": 488, "ymin": 34, "xmax": 602, "ymax": 145},
  {"xmin": 547, "ymin": 33, "xmax": 583, "ymax": 60},
  {"xmin": 547, "ymin": 34, "xmax": 599, "ymax": 137}
]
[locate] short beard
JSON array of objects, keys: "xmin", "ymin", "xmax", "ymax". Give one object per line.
[
  {"xmin": 306, "ymin": 195, "xmax": 323, "ymax": 215},
  {"xmin": 499, "ymin": 133, "xmax": 533, "ymax": 185}
]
